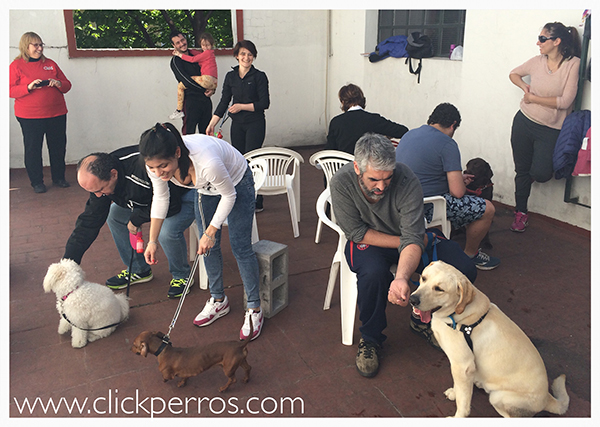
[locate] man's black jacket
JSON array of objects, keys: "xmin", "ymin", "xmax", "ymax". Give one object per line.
[
  {"xmin": 63, "ymin": 145, "xmax": 189, "ymax": 264},
  {"xmin": 170, "ymin": 54, "xmax": 206, "ymax": 96}
]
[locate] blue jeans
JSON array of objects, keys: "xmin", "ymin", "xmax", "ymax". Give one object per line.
[
  {"xmin": 107, "ymin": 189, "xmax": 197, "ymax": 279},
  {"xmin": 197, "ymin": 166, "xmax": 261, "ymax": 309}
]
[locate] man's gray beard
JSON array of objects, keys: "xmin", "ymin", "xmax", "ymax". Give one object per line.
[{"xmin": 358, "ymin": 173, "xmax": 385, "ymax": 201}]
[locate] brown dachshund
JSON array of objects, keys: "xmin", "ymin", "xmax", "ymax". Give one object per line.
[{"xmin": 131, "ymin": 323, "xmax": 252, "ymax": 391}]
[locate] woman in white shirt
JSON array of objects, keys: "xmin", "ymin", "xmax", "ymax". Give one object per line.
[{"xmin": 139, "ymin": 122, "xmax": 263, "ymax": 340}]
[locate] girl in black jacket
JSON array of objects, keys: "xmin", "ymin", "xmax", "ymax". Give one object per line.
[{"xmin": 207, "ymin": 40, "xmax": 270, "ymax": 210}]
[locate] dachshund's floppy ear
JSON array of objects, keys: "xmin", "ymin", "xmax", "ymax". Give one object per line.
[
  {"xmin": 455, "ymin": 274, "xmax": 475, "ymax": 315},
  {"xmin": 140, "ymin": 342, "xmax": 149, "ymax": 357}
]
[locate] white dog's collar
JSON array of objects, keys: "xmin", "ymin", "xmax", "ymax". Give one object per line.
[{"xmin": 61, "ymin": 286, "xmax": 79, "ymax": 301}]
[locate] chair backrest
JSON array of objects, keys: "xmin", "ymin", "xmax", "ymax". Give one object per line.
[
  {"xmin": 244, "ymin": 147, "xmax": 304, "ymax": 191},
  {"xmin": 309, "ymin": 150, "xmax": 355, "ymax": 185},
  {"xmin": 316, "ymin": 187, "xmax": 344, "ymax": 237},
  {"xmin": 248, "ymin": 158, "xmax": 268, "ymax": 195},
  {"xmin": 423, "ymin": 195, "xmax": 451, "ymax": 238}
]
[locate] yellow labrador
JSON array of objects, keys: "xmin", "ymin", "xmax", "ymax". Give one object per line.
[{"xmin": 409, "ymin": 261, "xmax": 569, "ymax": 418}]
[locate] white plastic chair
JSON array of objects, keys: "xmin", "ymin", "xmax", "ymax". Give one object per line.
[
  {"xmin": 318, "ymin": 189, "xmax": 450, "ymax": 346},
  {"xmin": 309, "ymin": 150, "xmax": 355, "ymax": 244},
  {"xmin": 189, "ymin": 158, "xmax": 268, "ymax": 290},
  {"xmin": 244, "ymin": 147, "xmax": 304, "ymax": 238},
  {"xmin": 423, "ymin": 195, "xmax": 451, "ymax": 238},
  {"xmin": 316, "ymin": 188, "xmax": 358, "ymax": 345}
]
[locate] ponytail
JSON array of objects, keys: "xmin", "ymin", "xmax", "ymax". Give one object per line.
[
  {"xmin": 139, "ymin": 122, "xmax": 191, "ymax": 179},
  {"xmin": 544, "ymin": 22, "xmax": 582, "ymax": 62}
]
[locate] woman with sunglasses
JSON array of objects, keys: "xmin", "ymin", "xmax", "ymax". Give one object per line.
[
  {"xmin": 10, "ymin": 32, "xmax": 72, "ymax": 193},
  {"xmin": 508, "ymin": 22, "xmax": 581, "ymax": 232},
  {"xmin": 139, "ymin": 123, "xmax": 263, "ymax": 341},
  {"xmin": 206, "ymin": 40, "xmax": 270, "ymax": 212}
]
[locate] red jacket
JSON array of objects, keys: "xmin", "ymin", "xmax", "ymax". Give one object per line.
[
  {"xmin": 180, "ymin": 49, "xmax": 218, "ymax": 79},
  {"xmin": 9, "ymin": 57, "xmax": 71, "ymax": 119}
]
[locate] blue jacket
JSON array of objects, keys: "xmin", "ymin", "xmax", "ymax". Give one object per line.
[
  {"xmin": 369, "ymin": 35, "xmax": 408, "ymax": 62},
  {"xmin": 553, "ymin": 110, "xmax": 591, "ymax": 179}
]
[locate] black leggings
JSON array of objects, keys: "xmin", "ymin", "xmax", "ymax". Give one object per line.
[
  {"xmin": 17, "ymin": 114, "xmax": 67, "ymax": 187},
  {"xmin": 230, "ymin": 118, "xmax": 266, "ymax": 155},
  {"xmin": 510, "ymin": 111, "xmax": 560, "ymax": 213}
]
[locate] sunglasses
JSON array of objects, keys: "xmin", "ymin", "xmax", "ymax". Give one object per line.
[{"xmin": 538, "ymin": 35, "xmax": 556, "ymax": 43}]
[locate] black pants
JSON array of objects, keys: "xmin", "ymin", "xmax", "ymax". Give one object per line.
[
  {"xmin": 182, "ymin": 94, "xmax": 212, "ymax": 135},
  {"xmin": 231, "ymin": 118, "xmax": 266, "ymax": 208},
  {"xmin": 510, "ymin": 111, "xmax": 560, "ymax": 213},
  {"xmin": 17, "ymin": 114, "xmax": 67, "ymax": 187},
  {"xmin": 230, "ymin": 118, "xmax": 266, "ymax": 154}
]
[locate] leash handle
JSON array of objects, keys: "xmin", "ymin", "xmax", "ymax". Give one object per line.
[{"xmin": 216, "ymin": 111, "xmax": 229, "ymax": 138}]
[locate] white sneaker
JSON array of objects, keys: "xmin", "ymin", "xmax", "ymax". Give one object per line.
[
  {"xmin": 169, "ymin": 110, "xmax": 184, "ymax": 120},
  {"xmin": 193, "ymin": 296, "xmax": 230, "ymax": 327},
  {"xmin": 239, "ymin": 309, "xmax": 264, "ymax": 341}
]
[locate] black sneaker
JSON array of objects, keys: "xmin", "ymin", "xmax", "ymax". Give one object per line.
[
  {"xmin": 33, "ymin": 183, "xmax": 47, "ymax": 193},
  {"xmin": 410, "ymin": 316, "xmax": 441, "ymax": 351},
  {"xmin": 356, "ymin": 338, "xmax": 381, "ymax": 378},
  {"xmin": 255, "ymin": 195, "xmax": 264, "ymax": 212},
  {"xmin": 53, "ymin": 179, "xmax": 70, "ymax": 188},
  {"xmin": 167, "ymin": 277, "xmax": 193, "ymax": 298},
  {"xmin": 106, "ymin": 269, "xmax": 153, "ymax": 289}
]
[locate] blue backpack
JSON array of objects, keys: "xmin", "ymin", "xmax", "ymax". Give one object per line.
[{"xmin": 369, "ymin": 35, "xmax": 408, "ymax": 62}]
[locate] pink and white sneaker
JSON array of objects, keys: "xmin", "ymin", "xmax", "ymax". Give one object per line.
[
  {"xmin": 239, "ymin": 309, "xmax": 264, "ymax": 341},
  {"xmin": 510, "ymin": 211, "xmax": 529, "ymax": 232},
  {"xmin": 193, "ymin": 296, "xmax": 230, "ymax": 327}
]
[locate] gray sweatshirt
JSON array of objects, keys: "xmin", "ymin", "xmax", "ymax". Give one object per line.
[{"xmin": 330, "ymin": 162, "xmax": 425, "ymax": 254}]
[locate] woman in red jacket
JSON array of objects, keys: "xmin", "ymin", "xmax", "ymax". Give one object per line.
[{"xmin": 10, "ymin": 32, "xmax": 72, "ymax": 193}]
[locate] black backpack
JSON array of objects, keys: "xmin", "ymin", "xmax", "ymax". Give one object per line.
[{"xmin": 405, "ymin": 32, "xmax": 434, "ymax": 83}]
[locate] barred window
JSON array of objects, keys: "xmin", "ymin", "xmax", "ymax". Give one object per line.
[{"xmin": 378, "ymin": 10, "xmax": 466, "ymax": 58}]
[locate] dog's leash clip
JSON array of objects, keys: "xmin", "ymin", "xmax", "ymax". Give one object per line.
[{"xmin": 447, "ymin": 313, "xmax": 457, "ymax": 330}]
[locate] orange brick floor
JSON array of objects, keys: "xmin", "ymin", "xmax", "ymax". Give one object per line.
[{"xmin": 9, "ymin": 146, "xmax": 590, "ymax": 418}]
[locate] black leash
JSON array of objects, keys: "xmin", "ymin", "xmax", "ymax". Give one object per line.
[
  {"xmin": 126, "ymin": 245, "xmax": 133, "ymax": 297},
  {"xmin": 61, "ymin": 312, "xmax": 124, "ymax": 331},
  {"xmin": 157, "ymin": 194, "xmax": 209, "ymax": 355}
]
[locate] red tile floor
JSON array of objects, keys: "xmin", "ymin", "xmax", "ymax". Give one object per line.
[{"xmin": 8, "ymin": 146, "xmax": 591, "ymax": 419}]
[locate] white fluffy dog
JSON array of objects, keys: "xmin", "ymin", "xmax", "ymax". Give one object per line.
[{"xmin": 43, "ymin": 258, "xmax": 129, "ymax": 348}]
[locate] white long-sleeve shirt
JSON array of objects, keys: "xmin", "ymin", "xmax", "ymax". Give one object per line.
[{"xmin": 148, "ymin": 133, "xmax": 248, "ymax": 229}]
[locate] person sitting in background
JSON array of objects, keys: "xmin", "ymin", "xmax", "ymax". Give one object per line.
[
  {"xmin": 325, "ymin": 83, "xmax": 408, "ymax": 155},
  {"xmin": 330, "ymin": 132, "xmax": 477, "ymax": 378},
  {"xmin": 396, "ymin": 103, "xmax": 500, "ymax": 270}
]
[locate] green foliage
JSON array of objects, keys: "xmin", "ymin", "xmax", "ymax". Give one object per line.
[{"xmin": 72, "ymin": 10, "xmax": 233, "ymax": 49}]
